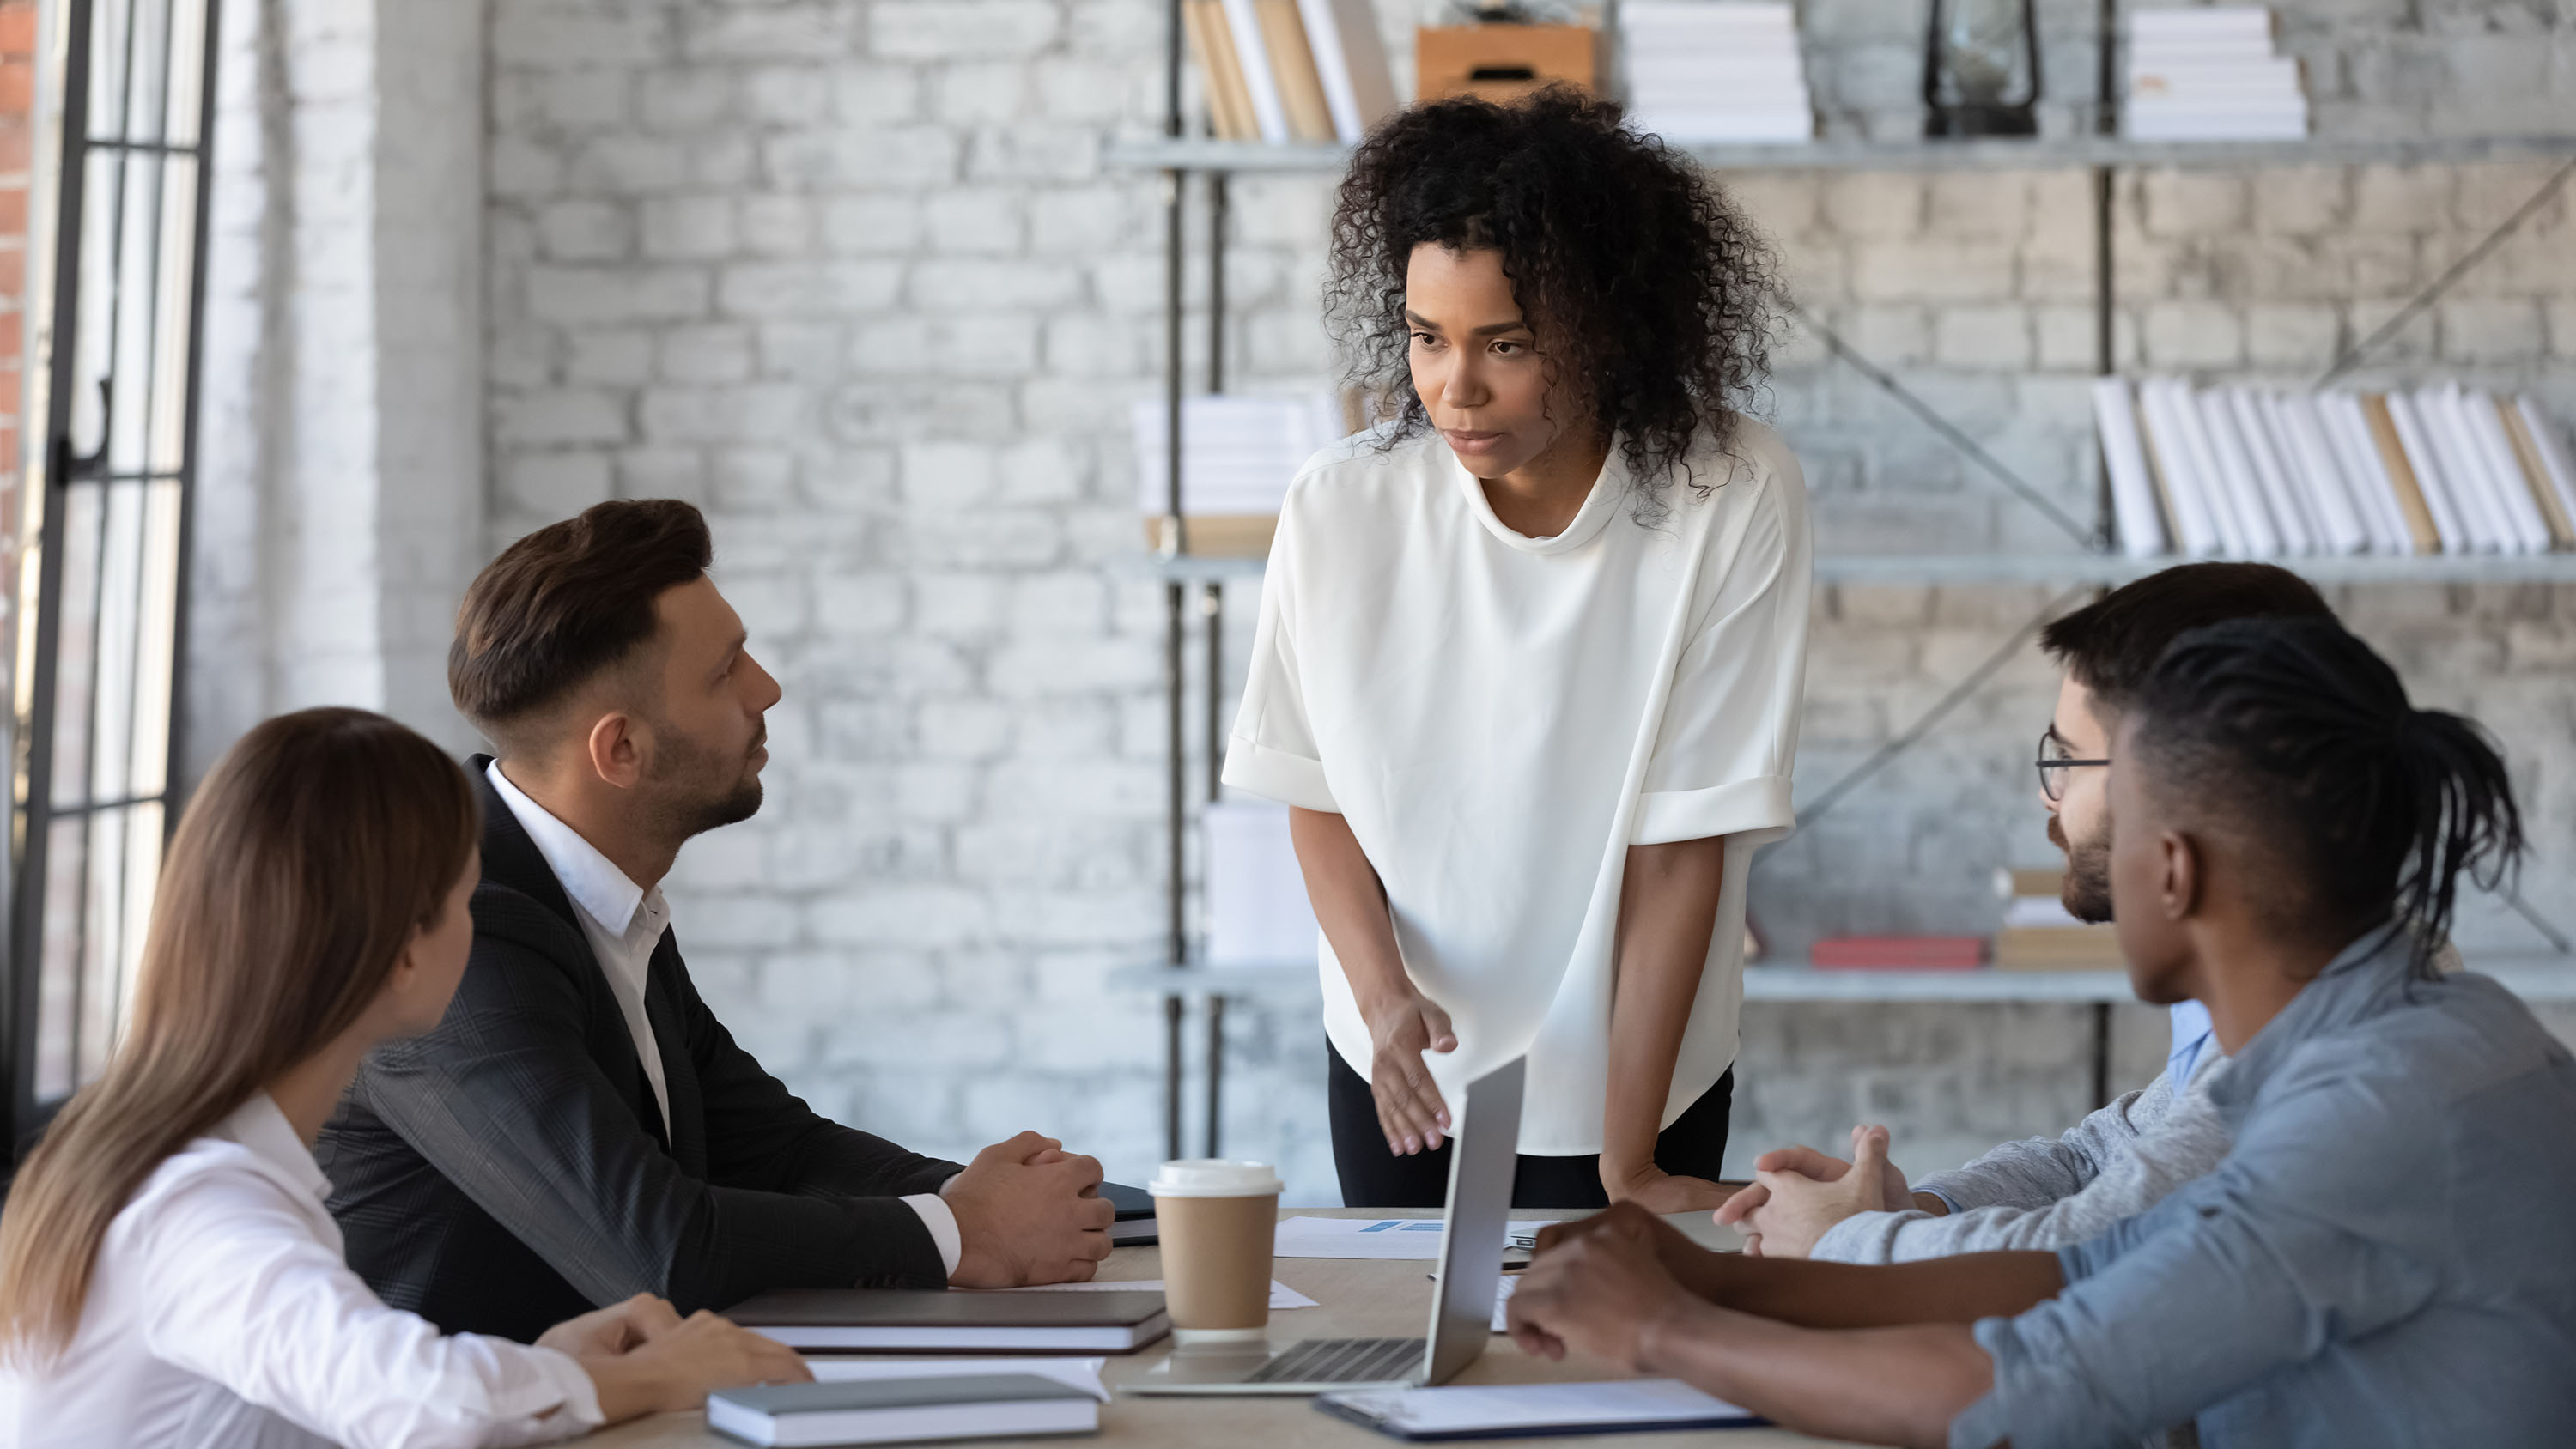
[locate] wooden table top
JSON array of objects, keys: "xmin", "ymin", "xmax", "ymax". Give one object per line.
[{"xmin": 589, "ymin": 1209, "xmax": 1865, "ymax": 1448}]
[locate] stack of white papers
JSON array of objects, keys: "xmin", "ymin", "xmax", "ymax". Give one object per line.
[
  {"xmin": 1273, "ymin": 1216, "xmax": 1555, "ymax": 1259},
  {"xmin": 1133, "ymin": 393, "xmax": 1341, "ymax": 517},
  {"xmin": 1619, "ymin": 3, "xmax": 1814, "ymax": 144},
  {"xmin": 2124, "ymin": 7, "xmax": 2306, "ymax": 140},
  {"xmin": 1206, "ymin": 800, "xmax": 1321, "ymax": 967},
  {"xmin": 991, "ymin": 1279, "xmax": 1320, "ymax": 1311}
]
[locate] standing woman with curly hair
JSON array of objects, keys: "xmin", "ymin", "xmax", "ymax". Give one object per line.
[{"xmin": 1223, "ymin": 91, "xmax": 1811, "ymax": 1210}]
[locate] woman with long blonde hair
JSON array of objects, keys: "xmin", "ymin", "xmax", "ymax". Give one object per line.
[{"xmin": 0, "ymin": 707, "xmax": 805, "ymax": 1447}]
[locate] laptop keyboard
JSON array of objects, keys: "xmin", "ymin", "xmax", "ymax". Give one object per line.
[{"xmin": 1245, "ymin": 1337, "xmax": 1425, "ymax": 1385}]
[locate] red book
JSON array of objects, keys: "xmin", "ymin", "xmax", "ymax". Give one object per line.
[{"xmin": 1809, "ymin": 936, "xmax": 1986, "ymax": 970}]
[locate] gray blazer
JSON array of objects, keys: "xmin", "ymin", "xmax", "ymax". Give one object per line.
[{"xmin": 316, "ymin": 758, "xmax": 961, "ymax": 1343}]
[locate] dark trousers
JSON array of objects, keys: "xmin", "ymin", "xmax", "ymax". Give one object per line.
[{"xmin": 1327, "ymin": 1048, "xmax": 1733, "ymax": 1210}]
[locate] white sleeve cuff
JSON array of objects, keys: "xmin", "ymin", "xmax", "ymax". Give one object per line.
[
  {"xmin": 1631, "ymin": 775, "xmax": 1795, "ymax": 846},
  {"xmin": 904, "ymin": 1192, "xmax": 963, "ymax": 1281},
  {"xmin": 508, "ymin": 1345, "xmax": 605, "ymax": 1446},
  {"xmin": 1220, "ymin": 735, "xmax": 1338, "ymax": 812}
]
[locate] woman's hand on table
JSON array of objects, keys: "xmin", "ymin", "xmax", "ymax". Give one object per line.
[
  {"xmin": 1509, "ymin": 1205, "xmax": 1710, "ymax": 1372},
  {"xmin": 1602, "ymin": 1162, "xmax": 1737, "ymax": 1215},
  {"xmin": 1360, "ymin": 988, "xmax": 1456, "ymax": 1154},
  {"xmin": 561, "ymin": 1300, "xmax": 811, "ymax": 1424}
]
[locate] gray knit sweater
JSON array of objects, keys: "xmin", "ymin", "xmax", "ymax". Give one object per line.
[{"xmin": 1808, "ymin": 1055, "xmax": 2233, "ymax": 1264}]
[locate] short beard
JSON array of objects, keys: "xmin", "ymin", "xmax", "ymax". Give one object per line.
[
  {"xmin": 2048, "ymin": 815, "xmax": 2114, "ymax": 924},
  {"xmin": 645, "ymin": 719, "xmax": 765, "ymax": 841}
]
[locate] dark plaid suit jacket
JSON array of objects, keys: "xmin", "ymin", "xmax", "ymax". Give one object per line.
[{"xmin": 317, "ymin": 757, "xmax": 961, "ymax": 1343}]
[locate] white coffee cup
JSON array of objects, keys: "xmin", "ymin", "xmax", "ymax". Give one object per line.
[{"xmin": 1149, "ymin": 1159, "xmax": 1283, "ymax": 1343}]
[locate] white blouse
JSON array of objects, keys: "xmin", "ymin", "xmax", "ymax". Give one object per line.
[
  {"xmin": 1224, "ymin": 421, "xmax": 1811, "ymax": 1155},
  {"xmin": 0, "ymin": 1094, "xmax": 603, "ymax": 1449}
]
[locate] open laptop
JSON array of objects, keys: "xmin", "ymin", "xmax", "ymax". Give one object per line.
[{"xmin": 1126, "ymin": 1056, "xmax": 1526, "ymax": 1397}]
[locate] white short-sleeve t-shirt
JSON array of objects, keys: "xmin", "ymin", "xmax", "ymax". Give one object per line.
[{"xmin": 1223, "ymin": 419, "xmax": 1812, "ymax": 1156}]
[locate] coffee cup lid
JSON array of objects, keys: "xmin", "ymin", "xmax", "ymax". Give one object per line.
[{"xmin": 1147, "ymin": 1159, "xmax": 1283, "ymax": 1197}]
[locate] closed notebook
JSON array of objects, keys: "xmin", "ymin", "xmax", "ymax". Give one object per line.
[
  {"xmin": 1318, "ymin": 1379, "xmax": 1763, "ymax": 1440},
  {"xmin": 1102, "ymin": 1179, "xmax": 1157, "ymax": 1245},
  {"xmin": 727, "ymin": 1289, "xmax": 1170, "ymax": 1352},
  {"xmin": 706, "ymin": 1373, "xmax": 1097, "ymax": 1448}
]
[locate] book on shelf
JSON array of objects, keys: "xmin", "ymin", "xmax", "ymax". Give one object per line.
[
  {"xmin": 2102, "ymin": 378, "xmax": 2576, "ymax": 559},
  {"xmin": 1810, "ymin": 937, "xmax": 1984, "ymax": 971},
  {"xmin": 1297, "ymin": 0, "xmax": 1397, "ymax": 142},
  {"xmin": 1192, "ymin": 0, "xmax": 1392, "ymax": 144},
  {"xmin": 2123, "ymin": 6, "xmax": 2307, "ymax": 141},
  {"xmin": 1186, "ymin": 0, "xmax": 1261, "ymax": 142},
  {"xmin": 1133, "ymin": 391, "xmax": 1342, "ymax": 556},
  {"xmin": 705, "ymin": 1374, "xmax": 1100, "ymax": 1448},
  {"xmin": 1617, "ymin": 1, "xmax": 1814, "ymax": 144}
]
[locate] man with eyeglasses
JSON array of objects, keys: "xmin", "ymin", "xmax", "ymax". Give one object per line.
[{"xmin": 1717, "ymin": 562, "xmax": 2336, "ymax": 1262}]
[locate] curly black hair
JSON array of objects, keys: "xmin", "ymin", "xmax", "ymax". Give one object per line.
[{"xmin": 1324, "ymin": 88, "xmax": 1780, "ymax": 508}]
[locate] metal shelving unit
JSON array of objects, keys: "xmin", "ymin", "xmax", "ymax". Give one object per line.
[{"xmin": 1124, "ymin": 0, "xmax": 2576, "ymax": 1158}]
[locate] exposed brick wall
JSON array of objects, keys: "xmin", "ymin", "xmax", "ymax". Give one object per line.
[
  {"xmin": 460, "ymin": 0, "xmax": 2576, "ymax": 1203},
  {"xmin": 0, "ymin": 0, "xmax": 35, "ymax": 628}
]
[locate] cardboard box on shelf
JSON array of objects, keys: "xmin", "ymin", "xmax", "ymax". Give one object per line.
[{"xmin": 1415, "ymin": 24, "xmax": 1595, "ymax": 105}]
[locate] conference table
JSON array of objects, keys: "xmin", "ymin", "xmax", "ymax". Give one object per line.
[{"xmin": 591, "ymin": 1208, "xmax": 1866, "ymax": 1448}]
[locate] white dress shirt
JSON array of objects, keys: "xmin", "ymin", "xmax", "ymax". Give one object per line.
[
  {"xmin": 0, "ymin": 1094, "xmax": 601, "ymax": 1449},
  {"xmin": 483, "ymin": 763, "xmax": 963, "ymax": 1277},
  {"xmin": 1225, "ymin": 421, "xmax": 1810, "ymax": 1155}
]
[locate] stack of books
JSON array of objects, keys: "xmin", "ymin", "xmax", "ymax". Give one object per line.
[
  {"xmin": 1203, "ymin": 799, "xmax": 1320, "ymax": 967},
  {"xmin": 2123, "ymin": 7, "xmax": 2307, "ymax": 141},
  {"xmin": 1617, "ymin": 2, "xmax": 1814, "ymax": 144},
  {"xmin": 1992, "ymin": 868, "xmax": 2122, "ymax": 971},
  {"xmin": 1133, "ymin": 392, "xmax": 1345, "ymax": 555},
  {"xmin": 1185, "ymin": 0, "xmax": 1396, "ymax": 144},
  {"xmin": 2093, "ymin": 377, "xmax": 2576, "ymax": 559}
]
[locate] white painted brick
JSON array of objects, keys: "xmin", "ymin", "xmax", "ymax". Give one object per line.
[
  {"xmin": 2246, "ymin": 304, "xmax": 2340, "ymax": 369},
  {"xmin": 908, "ymin": 258, "xmax": 1083, "ymax": 311},
  {"xmin": 2138, "ymin": 172, "xmax": 2250, "ymax": 238},
  {"xmin": 658, "ymin": 323, "xmax": 756, "ymax": 384},
  {"xmin": 1933, "ymin": 306, "xmax": 2032, "ymax": 371},
  {"xmin": 641, "ymin": 194, "xmax": 738, "ymax": 259},
  {"xmin": 734, "ymin": 195, "xmax": 816, "ymax": 257},
  {"xmin": 830, "ymin": 64, "xmax": 926, "ymax": 123},
  {"xmin": 566, "ymin": 136, "xmax": 694, "ymax": 191},
  {"xmin": 2251, "ymin": 168, "xmax": 2349, "ymax": 236},
  {"xmin": 640, "ymin": 384, "xmax": 810, "ymax": 443},
  {"xmin": 821, "ymin": 195, "xmax": 927, "ymax": 254},
  {"xmin": 493, "ymin": 3, "xmax": 670, "ymax": 67},
  {"xmin": 1851, "ymin": 239, "xmax": 2014, "ymax": 302},
  {"xmin": 566, "ymin": 327, "xmax": 654, "ymax": 385},
  {"xmin": 2440, "ymin": 298, "xmax": 2545, "ymax": 363},
  {"xmin": 815, "ymin": 573, "xmax": 909, "ymax": 635},
  {"xmin": 763, "ymin": 128, "xmax": 960, "ymax": 189},
  {"xmin": 2141, "ymin": 300, "xmax": 2247, "ymax": 370},
  {"xmin": 872, "ymin": 1, "xmax": 1064, "ymax": 60},
  {"xmin": 1036, "ymin": 59, "xmax": 1132, "ymax": 122},
  {"xmin": 2032, "ymin": 306, "xmax": 2096, "ymax": 371},
  {"xmin": 964, "ymin": 126, "xmax": 1101, "ymax": 184},
  {"xmin": 718, "ymin": 260, "xmax": 904, "ymax": 317},
  {"xmin": 1924, "ymin": 173, "xmax": 2031, "ymax": 242},
  {"xmin": 526, "ymin": 264, "xmax": 709, "ymax": 324},
  {"xmin": 935, "ymin": 62, "xmax": 1033, "ymax": 124},
  {"xmin": 501, "ymin": 451, "xmax": 614, "ymax": 515},
  {"xmin": 617, "ymin": 446, "xmax": 708, "ymax": 501},
  {"xmin": 1821, "ymin": 173, "xmax": 1922, "ymax": 239},
  {"xmin": 712, "ymin": 448, "xmax": 801, "ymax": 511},
  {"xmin": 2352, "ymin": 165, "xmax": 2454, "ymax": 232},
  {"xmin": 741, "ymin": 64, "xmax": 832, "ymax": 126},
  {"xmin": 537, "ymin": 200, "xmax": 632, "ymax": 260},
  {"xmin": 636, "ymin": 67, "xmax": 733, "ymax": 133},
  {"xmin": 495, "ymin": 388, "xmax": 628, "ymax": 446},
  {"xmin": 686, "ymin": 5, "xmax": 854, "ymax": 62},
  {"xmin": 925, "ymin": 188, "xmax": 1025, "ymax": 254}
]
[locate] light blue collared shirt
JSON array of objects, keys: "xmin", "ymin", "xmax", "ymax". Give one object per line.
[
  {"xmin": 1950, "ymin": 925, "xmax": 2576, "ymax": 1449},
  {"xmin": 2165, "ymin": 997, "xmax": 2214, "ymax": 1090}
]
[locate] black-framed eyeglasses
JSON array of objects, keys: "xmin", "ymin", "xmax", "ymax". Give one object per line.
[{"xmin": 2035, "ymin": 727, "xmax": 2111, "ymax": 803}]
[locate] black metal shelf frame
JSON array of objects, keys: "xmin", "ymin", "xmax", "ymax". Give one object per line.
[{"xmin": 1139, "ymin": 0, "xmax": 2576, "ymax": 1156}]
